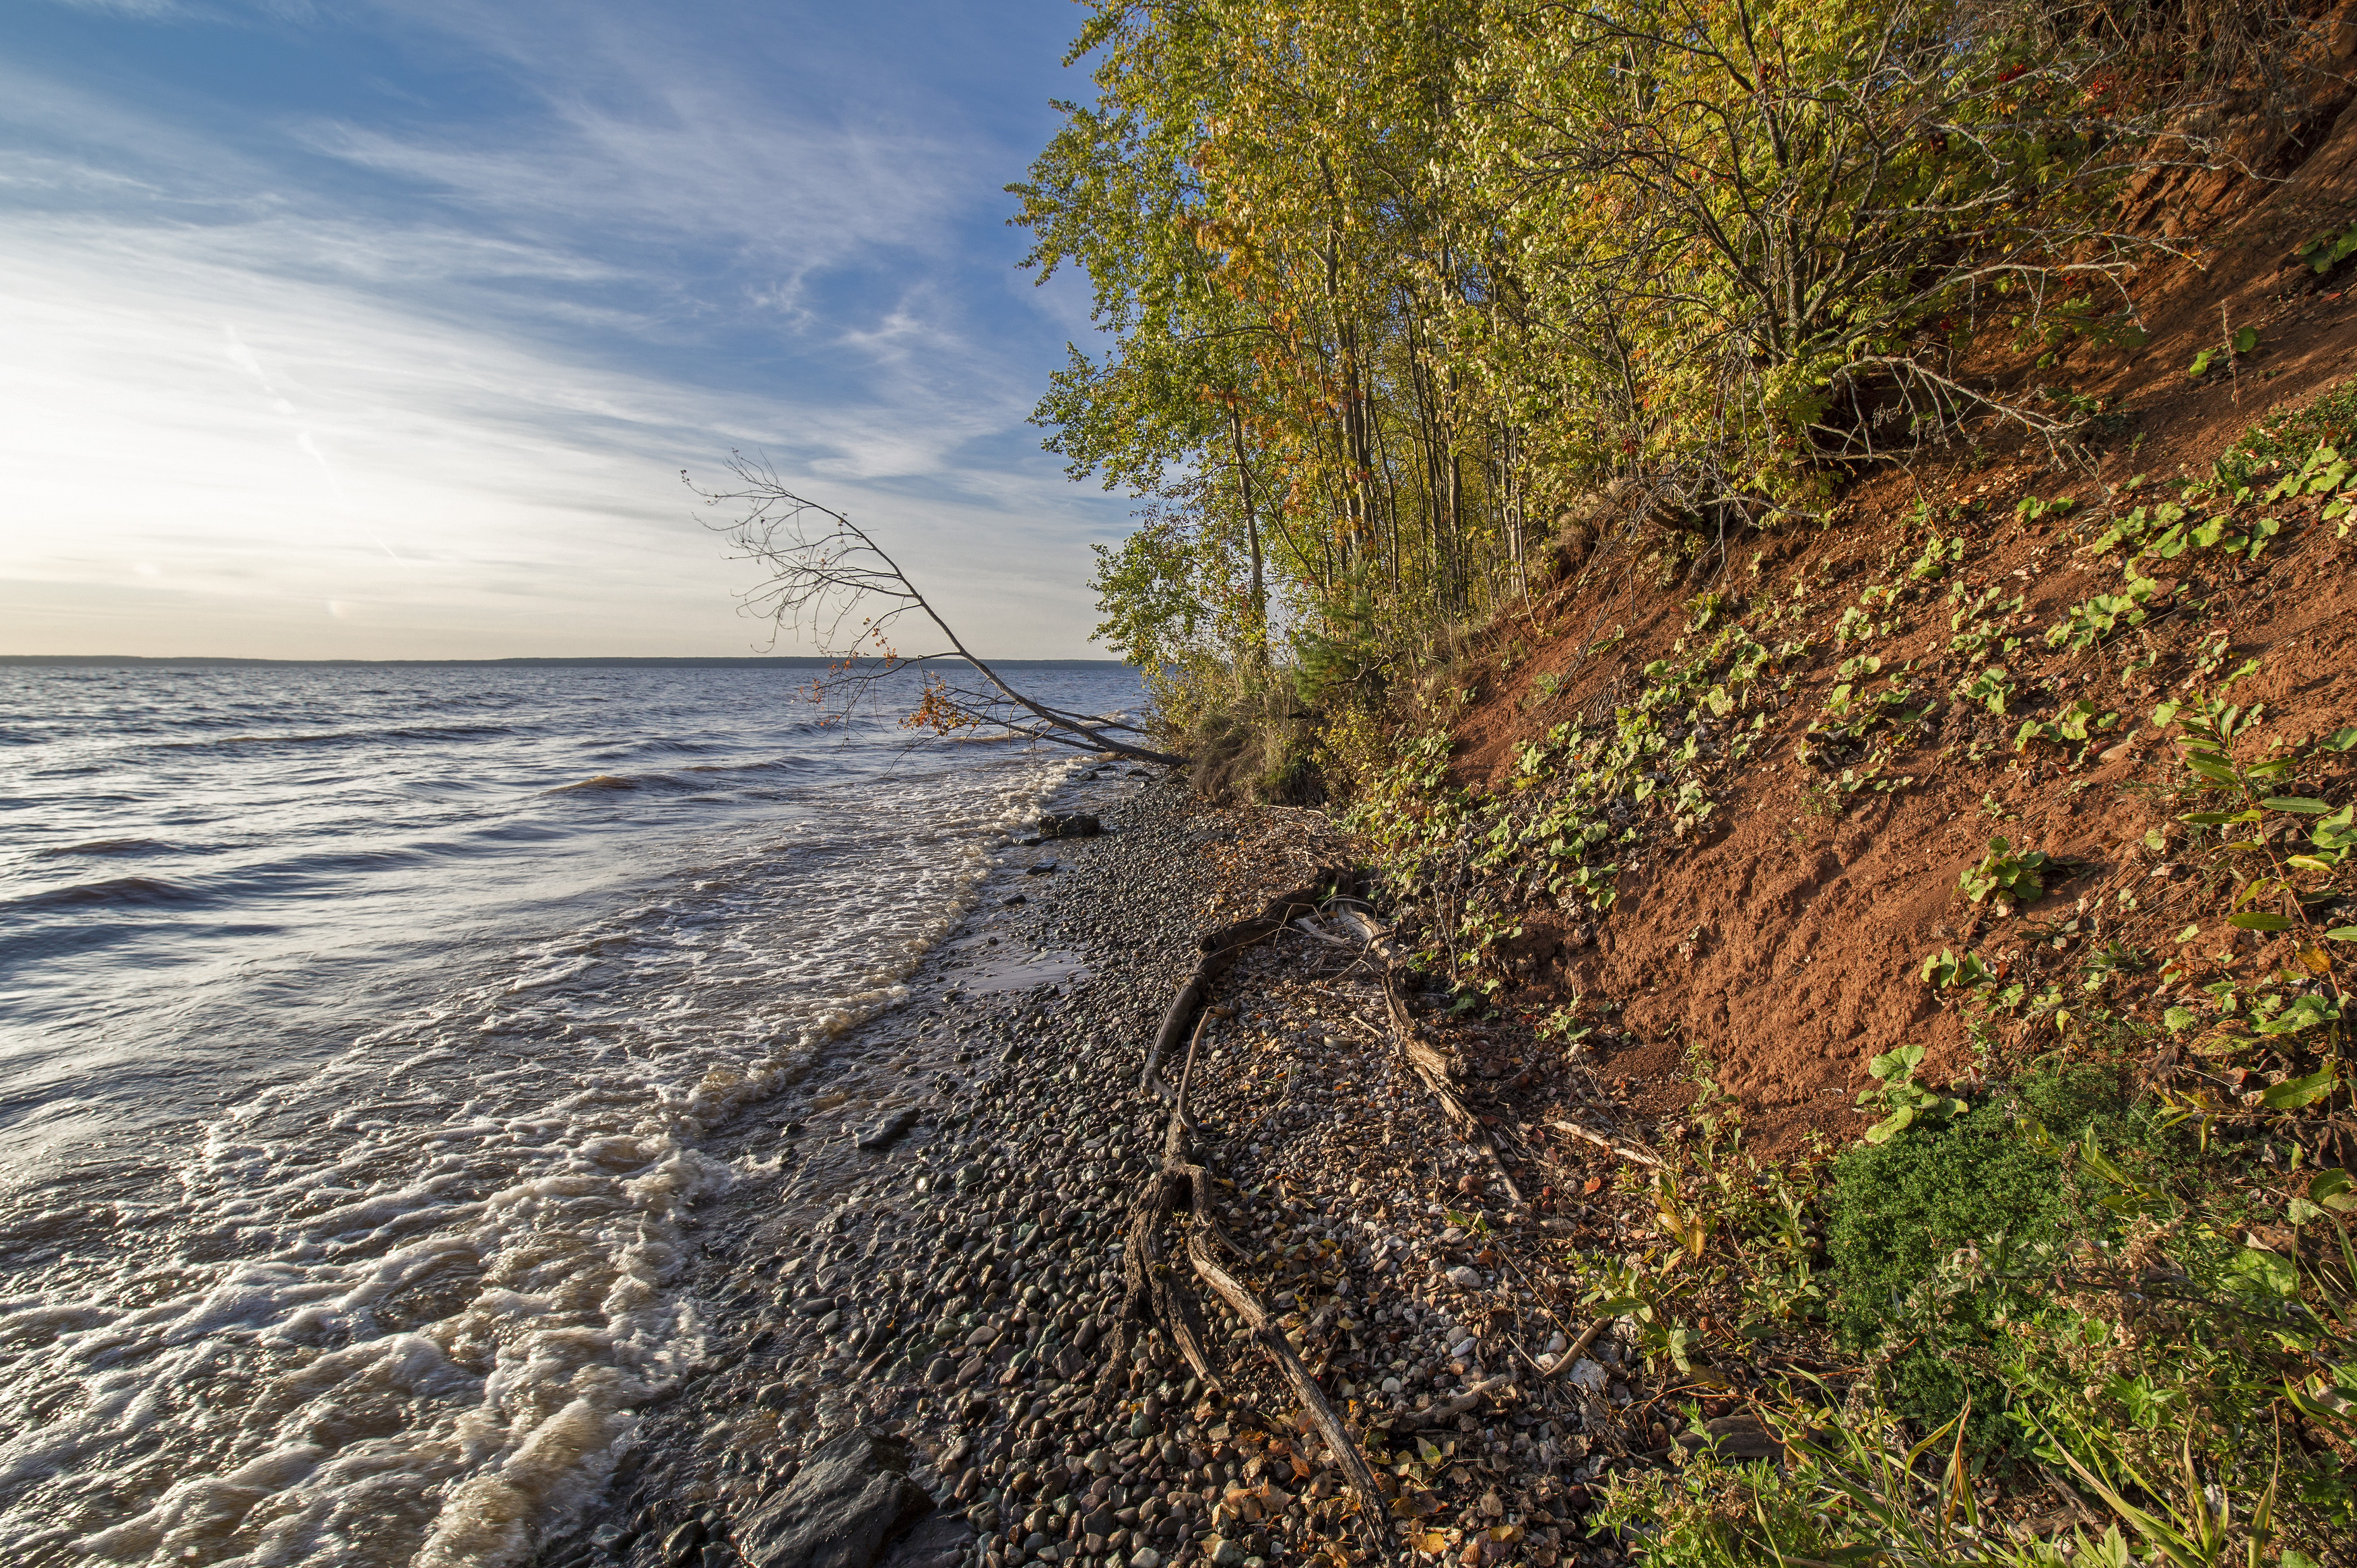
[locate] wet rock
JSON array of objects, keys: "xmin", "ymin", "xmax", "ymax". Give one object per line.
[
  {"xmin": 855, "ymin": 1109, "xmax": 919, "ymax": 1151},
  {"xmin": 1039, "ymin": 813, "xmax": 1102, "ymax": 839},
  {"xmin": 875, "ymin": 1512, "xmax": 972, "ymax": 1568},
  {"xmin": 733, "ymin": 1427, "xmax": 933, "ymax": 1568}
]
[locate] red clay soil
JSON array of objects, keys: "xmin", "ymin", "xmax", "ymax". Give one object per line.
[{"xmin": 1445, "ymin": 67, "xmax": 2357, "ymax": 1157}]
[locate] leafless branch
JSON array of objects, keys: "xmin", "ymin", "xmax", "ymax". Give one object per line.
[{"xmin": 686, "ymin": 453, "xmax": 1187, "ymax": 766}]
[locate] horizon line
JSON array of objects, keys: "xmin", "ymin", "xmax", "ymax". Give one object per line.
[{"xmin": 0, "ymin": 654, "xmax": 1135, "ymax": 669}]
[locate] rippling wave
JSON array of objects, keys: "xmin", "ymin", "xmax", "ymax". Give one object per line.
[
  {"xmin": 4, "ymin": 875, "xmax": 211, "ymax": 910},
  {"xmin": 0, "ymin": 660, "xmax": 1143, "ymax": 1567},
  {"xmin": 30, "ymin": 839, "xmax": 180, "ymax": 859}
]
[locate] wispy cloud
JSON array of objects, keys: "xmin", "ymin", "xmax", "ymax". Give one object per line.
[{"xmin": 0, "ymin": 0, "xmax": 1125, "ymax": 658}]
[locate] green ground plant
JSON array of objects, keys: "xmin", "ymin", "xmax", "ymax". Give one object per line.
[
  {"xmin": 1960, "ymin": 837, "xmax": 2057, "ymax": 911},
  {"xmin": 1564, "ymin": 667, "xmax": 2357, "ymax": 1567}
]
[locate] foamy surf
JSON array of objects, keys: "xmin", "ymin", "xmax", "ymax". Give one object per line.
[{"xmin": 0, "ymin": 660, "xmax": 1146, "ymax": 1567}]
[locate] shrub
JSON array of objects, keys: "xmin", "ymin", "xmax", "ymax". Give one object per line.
[{"xmin": 1822, "ymin": 1060, "xmax": 2163, "ymax": 1451}]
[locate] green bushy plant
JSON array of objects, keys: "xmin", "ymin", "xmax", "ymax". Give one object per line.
[{"xmin": 1822, "ymin": 1060, "xmax": 2165, "ymax": 1452}]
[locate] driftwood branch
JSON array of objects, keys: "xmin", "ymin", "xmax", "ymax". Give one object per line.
[
  {"xmin": 1329, "ymin": 908, "xmax": 1526, "ymax": 1205},
  {"xmin": 1140, "ymin": 872, "xmax": 1360, "ymax": 1099},
  {"xmin": 688, "ymin": 454, "xmax": 1185, "ymax": 765},
  {"xmin": 1391, "ymin": 1372, "xmax": 1515, "ymax": 1433},
  {"xmin": 1120, "ymin": 888, "xmax": 1393, "ymax": 1546},
  {"xmin": 1549, "ymin": 1119, "xmax": 1661, "ymax": 1169},
  {"xmin": 1183, "ymin": 1227, "xmax": 1387, "ymax": 1529}
]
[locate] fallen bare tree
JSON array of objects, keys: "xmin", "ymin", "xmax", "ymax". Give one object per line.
[{"xmin": 687, "ymin": 452, "xmax": 1186, "ymax": 765}]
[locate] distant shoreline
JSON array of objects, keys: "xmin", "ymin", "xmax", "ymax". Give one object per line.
[{"xmin": 0, "ymin": 654, "xmax": 1130, "ymax": 669}]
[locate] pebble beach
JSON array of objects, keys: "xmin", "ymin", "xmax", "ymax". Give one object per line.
[{"xmin": 552, "ymin": 774, "xmax": 1672, "ymax": 1568}]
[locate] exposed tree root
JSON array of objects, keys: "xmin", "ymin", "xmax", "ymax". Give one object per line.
[
  {"xmin": 1121, "ymin": 916, "xmax": 1391, "ymax": 1548},
  {"xmin": 1329, "ymin": 906, "xmax": 1528, "ymax": 1205},
  {"xmin": 1139, "ymin": 871, "xmax": 1358, "ymax": 1100}
]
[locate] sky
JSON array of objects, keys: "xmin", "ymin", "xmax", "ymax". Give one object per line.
[{"xmin": 0, "ymin": 0, "xmax": 1132, "ymax": 659}]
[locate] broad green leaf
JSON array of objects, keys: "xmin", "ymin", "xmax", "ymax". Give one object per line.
[
  {"xmin": 2262, "ymin": 796, "xmax": 2331, "ymax": 814},
  {"xmin": 2226, "ymin": 912, "xmax": 2292, "ymax": 931},
  {"xmin": 2229, "ymin": 1246, "xmax": 2299, "ymax": 1297},
  {"xmin": 2260, "ymin": 1068, "xmax": 2337, "ymax": 1108}
]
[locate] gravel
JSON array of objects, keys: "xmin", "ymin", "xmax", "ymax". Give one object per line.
[{"xmin": 527, "ymin": 776, "xmax": 1626, "ymax": 1568}]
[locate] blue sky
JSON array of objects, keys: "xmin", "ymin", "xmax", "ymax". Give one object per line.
[{"xmin": 0, "ymin": 0, "xmax": 1129, "ymax": 658}]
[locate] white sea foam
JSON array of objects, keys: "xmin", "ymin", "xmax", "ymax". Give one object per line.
[{"xmin": 0, "ymin": 741, "xmax": 1087, "ymax": 1565}]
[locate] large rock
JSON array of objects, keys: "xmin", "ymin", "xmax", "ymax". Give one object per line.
[
  {"xmin": 734, "ymin": 1429, "xmax": 935, "ymax": 1568},
  {"xmin": 1038, "ymin": 812, "xmax": 1101, "ymax": 839},
  {"xmin": 855, "ymin": 1108, "xmax": 919, "ymax": 1151}
]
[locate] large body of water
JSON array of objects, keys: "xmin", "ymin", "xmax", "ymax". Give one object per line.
[{"xmin": 0, "ymin": 660, "xmax": 1144, "ymax": 1567}]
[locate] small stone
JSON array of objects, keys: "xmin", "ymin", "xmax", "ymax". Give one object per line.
[
  {"xmin": 1445, "ymin": 1265, "xmax": 1482, "ymax": 1289},
  {"xmin": 1566, "ymin": 1359, "xmax": 1607, "ymax": 1393},
  {"xmin": 1206, "ymin": 1539, "xmax": 1247, "ymax": 1568},
  {"xmin": 1129, "ymin": 1551, "xmax": 1164, "ymax": 1568}
]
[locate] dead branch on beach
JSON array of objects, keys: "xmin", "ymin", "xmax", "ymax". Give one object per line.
[
  {"xmin": 1137, "ymin": 875, "xmax": 1550, "ymax": 1214},
  {"xmin": 1108, "ymin": 873, "xmax": 1603, "ymax": 1550},
  {"xmin": 686, "ymin": 453, "xmax": 1186, "ymax": 766},
  {"xmin": 1119, "ymin": 997, "xmax": 1390, "ymax": 1546},
  {"xmin": 1137, "ymin": 875, "xmax": 1354, "ymax": 1103},
  {"xmin": 1327, "ymin": 906, "xmax": 1531, "ymax": 1206}
]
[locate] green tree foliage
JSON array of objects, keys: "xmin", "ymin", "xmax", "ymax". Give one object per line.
[{"xmin": 1018, "ymin": 0, "xmax": 2249, "ymax": 739}]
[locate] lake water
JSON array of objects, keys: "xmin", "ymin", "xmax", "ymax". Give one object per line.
[{"xmin": 0, "ymin": 660, "xmax": 1145, "ymax": 1567}]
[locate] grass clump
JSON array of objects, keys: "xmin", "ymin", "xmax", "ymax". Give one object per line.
[
  {"xmin": 1822, "ymin": 1060, "xmax": 2172, "ymax": 1455},
  {"xmin": 2214, "ymin": 375, "xmax": 2357, "ymax": 491}
]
